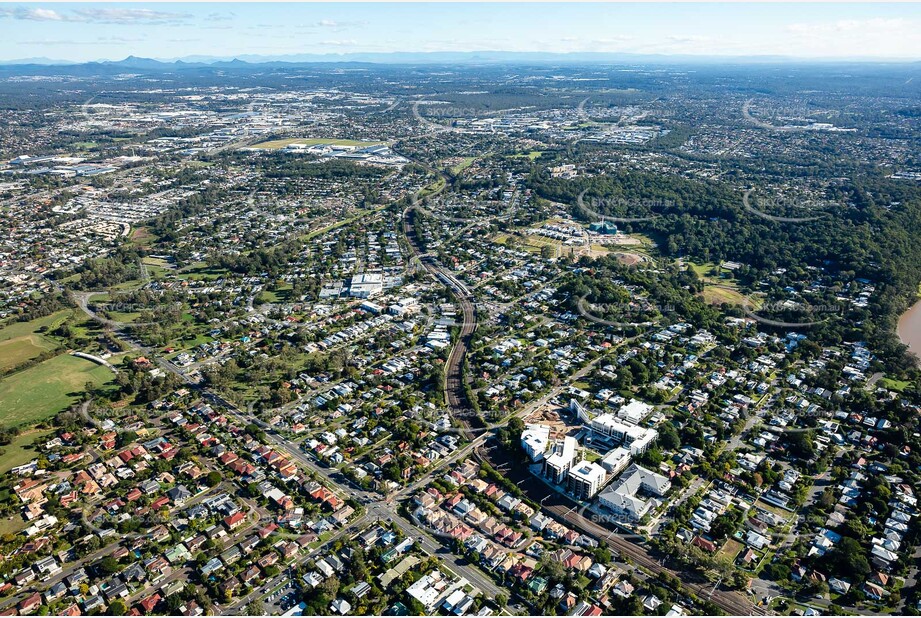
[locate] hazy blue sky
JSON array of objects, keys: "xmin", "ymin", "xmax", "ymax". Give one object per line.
[{"xmin": 1, "ymin": 2, "xmax": 919, "ymax": 62}]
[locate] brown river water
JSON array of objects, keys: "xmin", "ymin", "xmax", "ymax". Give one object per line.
[{"xmin": 898, "ymin": 298, "xmax": 921, "ymax": 360}]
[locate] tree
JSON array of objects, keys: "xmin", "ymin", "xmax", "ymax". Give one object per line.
[
  {"xmin": 108, "ymin": 599, "xmax": 128, "ymax": 616},
  {"xmin": 762, "ymin": 562, "xmax": 790, "ymax": 582},
  {"xmin": 206, "ymin": 471, "xmax": 222, "ymax": 487},
  {"xmin": 803, "ymin": 578, "xmax": 829, "ymax": 598},
  {"xmin": 843, "ymin": 518, "xmax": 872, "ymax": 541},
  {"xmin": 827, "ymin": 537, "xmax": 870, "ymax": 579},
  {"xmin": 245, "ymin": 600, "xmax": 265, "ymax": 616},
  {"xmin": 786, "ymin": 430, "xmax": 816, "ymax": 460},
  {"xmin": 658, "ymin": 422, "xmax": 681, "ymax": 451},
  {"xmin": 539, "ymin": 554, "xmax": 565, "ymax": 581},
  {"xmin": 710, "ymin": 509, "xmax": 741, "ymax": 540},
  {"xmin": 319, "ymin": 575, "xmax": 340, "ymax": 598},
  {"xmin": 97, "ymin": 556, "xmax": 120, "ymax": 576},
  {"xmin": 817, "ymin": 488, "xmax": 836, "ymax": 511},
  {"xmin": 640, "ymin": 448, "xmax": 664, "ymax": 468},
  {"xmin": 593, "ymin": 546, "xmax": 612, "ymax": 565}
]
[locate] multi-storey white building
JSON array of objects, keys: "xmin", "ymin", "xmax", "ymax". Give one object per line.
[{"xmin": 567, "ymin": 460, "xmax": 608, "ymax": 500}]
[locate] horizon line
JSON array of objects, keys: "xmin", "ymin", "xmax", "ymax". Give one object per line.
[{"xmin": 4, "ymin": 50, "xmax": 921, "ymax": 65}]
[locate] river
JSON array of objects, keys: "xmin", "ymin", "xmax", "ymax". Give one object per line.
[{"xmin": 897, "ymin": 298, "xmax": 921, "ymax": 360}]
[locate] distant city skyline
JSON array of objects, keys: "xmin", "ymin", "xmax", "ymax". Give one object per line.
[{"xmin": 1, "ymin": 2, "xmax": 920, "ymax": 63}]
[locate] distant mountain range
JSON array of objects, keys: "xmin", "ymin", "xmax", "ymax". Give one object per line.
[{"xmin": 1, "ymin": 51, "xmax": 918, "ymax": 69}]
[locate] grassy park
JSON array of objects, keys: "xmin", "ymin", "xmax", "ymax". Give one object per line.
[
  {"xmin": 0, "ymin": 429, "xmax": 54, "ymax": 474},
  {"xmin": 512, "ymin": 150, "xmax": 545, "ymax": 160},
  {"xmin": 0, "ymin": 354, "xmax": 115, "ymax": 428},
  {"xmin": 0, "ymin": 335, "xmax": 59, "ymax": 372},
  {"xmin": 0, "ymin": 310, "xmax": 72, "ymax": 371}
]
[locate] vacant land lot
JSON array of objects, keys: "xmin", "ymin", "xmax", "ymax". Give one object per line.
[
  {"xmin": 418, "ymin": 176, "xmax": 447, "ymax": 198},
  {"xmin": 0, "ymin": 354, "xmax": 115, "ymax": 428},
  {"xmin": 687, "ymin": 260, "xmax": 755, "ymax": 307},
  {"xmin": 177, "ymin": 262, "xmax": 232, "ymax": 281},
  {"xmin": 142, "ymin": 256, "xmax": 175, "ymax": 279},
  {"xmin": 259, "ymin": 283, "xmax": 293, "ymax": 304},
  {"xmin": 494, "ymin": 232, "xmax": 565, "ymax": 257},
  {"xmin": 301, "ymin": 205, "xmax": 388, "ymax": 242},
  {"xmin": 880, "ymin": 377, "xmax": 911, "ymax": 392},
  {"xmin": 688, "ymin": 260, "xmax": 729, "ymax": 282},
  {"xmin": 701, "ymin": 285, "xmax": 749, "ymax": 306},
  {"xmin": 449, "ymin": 156, "xmax": 476, "ymax": 175},
  {"xmin": 129, "ymin": 226, "xmax": 155, "ymax": 246}
]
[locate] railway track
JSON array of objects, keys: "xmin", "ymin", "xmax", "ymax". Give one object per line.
[
  {"xmin": 444, "ymin": 290, "xmax": 477, "ymax": 423},
  {"xmin": 402, "ymin": 205, "xmax": 483, "ymax": 438},
  {"xmin": 544, "ymin": 501, "xmax": 765, "ymax": 616}
]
